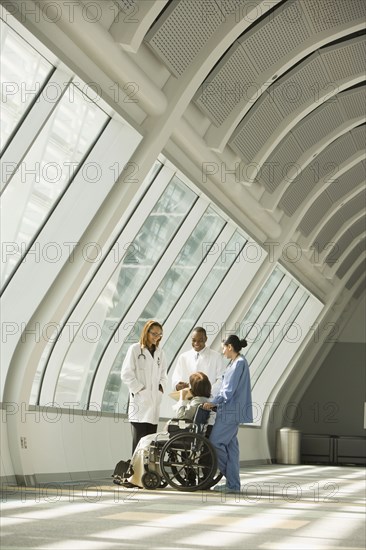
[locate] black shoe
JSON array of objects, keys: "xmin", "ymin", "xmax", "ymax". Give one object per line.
[
  {"xmin": 120, "ymin": 480, "xmax": 140, "ymax": 488},
  {"xmin": 113, "ymin": 478, "xmax": 123, "ymax": 485}
]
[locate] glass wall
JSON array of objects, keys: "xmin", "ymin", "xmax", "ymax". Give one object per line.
[
  {"xmin": 0, "ymin": 19, "xmax": 52, "ymax": 152},
  {"xmin": 163, "ymin": 230, "xmax": 247, "ymax": 367},
  {"xmin": 52, "ymin": 172, "xmax": 198, "ymax": 408},
  {"xmin": 102, "ymin": 206, "xmax": 230, "ymax": 412},
  {"xmin": 1, "ymin": 78, "xmax": 109, "ymax": 285},
  {"xmin": 233, "ymin": 265, "xmax": 323, "ymax": 423}
]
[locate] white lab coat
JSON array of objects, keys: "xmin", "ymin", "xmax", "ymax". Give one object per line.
[
  {"xmin": 121, "ymin": 343, "xmax": 168, "ymax": 424},
  {"xmin": 171, "ymin": 346, "xmax": 225, "ymax": 396}
]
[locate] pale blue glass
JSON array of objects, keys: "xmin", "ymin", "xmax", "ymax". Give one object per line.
[
  {"xmin": 251, "ymin": 291, "xmax": 309, "ymax": 385},
  {"xmin": 162, "ymin": 230, "xmax": 248, "ymax": 368},
  {"xmin": 1, "ymin": 82, "xmax": 109, "ymax": 285},
  {"xmin": 53, "ymin": 173, "xmax": 197, "ymax": 408},
  {"xmin": 0, "ymin": 19, "xmax": 52, "ymax": 152},
  {"xmin": 102, "ymin": 206, "xmax": 226, "ymax": 412}
]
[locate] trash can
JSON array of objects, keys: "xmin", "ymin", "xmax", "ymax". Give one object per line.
[{"xmin": 276, "ymin": 428, "xmax": 301, "ymax": 464}]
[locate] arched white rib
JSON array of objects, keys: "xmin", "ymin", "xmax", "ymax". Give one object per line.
[
  {"xmin": 109, "ymin": 0, "xmax": 168, "ymax": 53},
  {"xmin": 204, "ymin": 1, "xmax": 365, "ymax": 152},
  {"xmin": 36, "ymin": 0, "xmax": 168, "ymax": 115}
]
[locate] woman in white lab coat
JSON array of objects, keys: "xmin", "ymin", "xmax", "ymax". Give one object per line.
[{"xmin": 121, "ymin": 320, "xmax": 168, "ymax": 454}]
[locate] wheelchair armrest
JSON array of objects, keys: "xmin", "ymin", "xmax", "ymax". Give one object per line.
[{"xmin": 167, "ymin": 418, "xmax": 196, "ymax": 434}]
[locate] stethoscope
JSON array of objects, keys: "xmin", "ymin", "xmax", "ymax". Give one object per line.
[{"xmin": 138, "ymin": 347, "xmax": 161, "ymax": 366}]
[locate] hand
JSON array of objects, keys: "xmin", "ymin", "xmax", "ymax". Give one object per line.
[
  {"xmin": 176, "ymin": 381, "xmax": 189, "ymax": 391},
  {"xmin": 202, "ymin": 402, "xmax": 215, "ymax": 410}
]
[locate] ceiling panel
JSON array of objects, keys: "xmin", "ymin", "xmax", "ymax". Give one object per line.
[
  {"xmin": 335, "ymin": 237, "xmax": 366, "ymax": 277},
  {"xmin": 194, "ymin": 42, "xmax": 258, "ymax": 126},
  {"xmin": 145, "ymin": 0, "xmax": 224, "ymax": 76},
  {"xmin": 304, "ymin": 0, "xmax": 366, "ymax": 33},
  {"xmin": 314, "ymin": 189, "xmax": 366, "ymax": 250},
  {"xmin": 240, "ymin": 1, "xmax": 312, "ymax": 72},
  {"xmin": 346, "ymin": 260, "xmax": 365, "ymax": 289},
  {"xmin": 282, "ymin": 132, "xmax": 358, "ymax": 218},
  {"xmin": 292, "ymin": 99, "xmax": 345, "ymax": 151},
  {"xmin": 260, "ymin": 133, "xmax": 303, "ymax": 192}
]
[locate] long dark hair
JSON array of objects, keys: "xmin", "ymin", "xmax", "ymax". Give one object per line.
[
  {"xmin": 223, "ymin": 335, "xmax": 247, "ymax": 353},
  {"xmin": 139, "ymin": 320, "xmax": 163, "ymax": 347}
]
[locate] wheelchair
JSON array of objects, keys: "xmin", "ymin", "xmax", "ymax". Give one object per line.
[{"xmin": 134, "ymin": 406, "xmax": 222, "ymax": 492}]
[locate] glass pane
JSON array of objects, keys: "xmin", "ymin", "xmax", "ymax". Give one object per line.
[
  {"xmin": 244, "ymin": 279, "xmax": 299, "ymax": 364},
  {"xmin": 240, "ymin": 266, "xmax": 284, "ymax": 337},
  {"xmin": 52, "ymin": 173, "xmax": 197, "ymax": 408},
  {"xmin": 101, "ymin": 206, "xmax": 226, "ymax": 411},
  {"xmin": 29, "ymin": 162, "xmax": 163, "ymax": 405},
  {"xmin": 251, "ymin": 291, "xmax": 309, "ymax": 385},
  {"xmin": 139, "ymin": 207, "xmax": 226, "ymax": 322},
  {"xmin": 1, "ymin": 83, "xmax": 109, "ymax": 286},
  {"xmin": 0, "ymin": 19, "xmax": 52, "ymax": 152},
  {"xmin": 227, "ymin": 266, "xmax": 316, "ymax": 423},
  {"xmin": 163, "ymin": 230, "xmax": 247, "ymax": 368}
]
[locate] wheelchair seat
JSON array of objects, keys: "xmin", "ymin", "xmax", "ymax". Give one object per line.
[{"xmin": 167, "ymin": 404, "xmax": 210, "ymax": 436}]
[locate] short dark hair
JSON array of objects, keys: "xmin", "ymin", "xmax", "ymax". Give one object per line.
[
  {"xmin": 223, "ymin": 335, "xmax": 247, "ymax": 353},
  {"xmin": 189, "ymin": 372, "xmax": 211, "ymax": 398},
  {"xmin": 192, "ymin": 326, "xmax": 207, "ymax": 338}
]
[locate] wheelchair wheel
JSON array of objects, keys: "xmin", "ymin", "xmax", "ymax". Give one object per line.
[
  {"xmin": 160, "ymin": 432, "xmax": 217, "ymax": 492},
  {"xmin": 141, "ymin": 471, "xmax": 161, "ymax": 490}
]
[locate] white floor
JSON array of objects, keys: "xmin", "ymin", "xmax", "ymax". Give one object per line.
[{"xmin": 1, "ymin": 464, "xmax": 365, "ymax": 550}]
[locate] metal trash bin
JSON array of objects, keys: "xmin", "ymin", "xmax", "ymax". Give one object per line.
[{"xmin": 276, "ymin": 428, "xmax": 301, "ymax": 464}]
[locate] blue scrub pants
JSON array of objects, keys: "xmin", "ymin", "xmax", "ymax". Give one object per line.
[{"xmin": 209, "ymin": 418, "xmax": 240, "ymax": 491}]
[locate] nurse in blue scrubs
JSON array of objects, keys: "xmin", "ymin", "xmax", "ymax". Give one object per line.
[{"xmin": 203, "ymin": 335, "xmax": 253, "ymax": 493}]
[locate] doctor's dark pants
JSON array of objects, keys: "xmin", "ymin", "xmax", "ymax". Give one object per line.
[
  {"xmin": 209, "ymin": 408, "xmax": 241, "ymax": 491},
  {"xmin": 131, "ymin": 422, "xmax": 157, "ymax": 454}
]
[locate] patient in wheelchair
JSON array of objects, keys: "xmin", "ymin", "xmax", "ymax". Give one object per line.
[{"xmin": 118, "ymin": 371, "xmax": 212, "ymax": 488}]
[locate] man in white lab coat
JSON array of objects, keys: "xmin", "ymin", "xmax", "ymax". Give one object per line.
[{"xmin": 172, "ymin": 327, "xmax": 225, "ymax": 398}]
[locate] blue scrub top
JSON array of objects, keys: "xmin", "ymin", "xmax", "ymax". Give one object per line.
[{"xmin": 212, "ymin": 355, "xmax": 253, "ymax": 424}]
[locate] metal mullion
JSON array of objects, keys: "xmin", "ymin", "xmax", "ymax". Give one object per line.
[
  {"xmin": 253, "ymin": 294, "xmax": 323, "ymax": 401},
  {"xmin": 0, "ymin": 67, "xmax": 73, "ymax": 192},
  {"xmin": 199, "ymin": 236, "xmax": 267, "ymax": 344},
  {"xmin": 250, "ymin": 287, "xmax": 306, "ymax": 379},
  {"xmin": 45, "ymin": 163, "xmax": 176, "ymax": 337},
  {"xmin": 161, "ymin": 223, "xmax": 235, "ymax": 339},
  {"xmin": 244, "ymin": 275, "xmax": 294, "ymax": 347},
  {"xmin": 90, "ymin": 198, "xmax": 208, "ymax": 406},
  {"xmin": 27, "ymin": 120, "xmax": 142, "ymax": 405},
  {"xmin": 39, "ymin": 163, "xmax": 174, "ymax": 404}
]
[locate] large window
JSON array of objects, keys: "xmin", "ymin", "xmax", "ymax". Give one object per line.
[
  {"xmin": 1, "ymin": 11, "xmax": 142, "ymax": 405},
  {"xmin": 1, "ymin": 77, "xmax": 109, "ymax": 285},
  {"xmin": 0, "ymin": 19, "xmax": 52, "ymax": 152},
  {"xmin": 102, "ymin": 205, "xmax": 227, "ymax": 412},
  {"xmin": 234, "ymin": 265, "xmax": 323, "ymax": 423},
  {"xmin": 163, "ymin": 230, "xmax": 248, "ymax": 367},
  {"xmin": 51, "ymin": 172, "xmax": 199, "ymax": 408}
]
